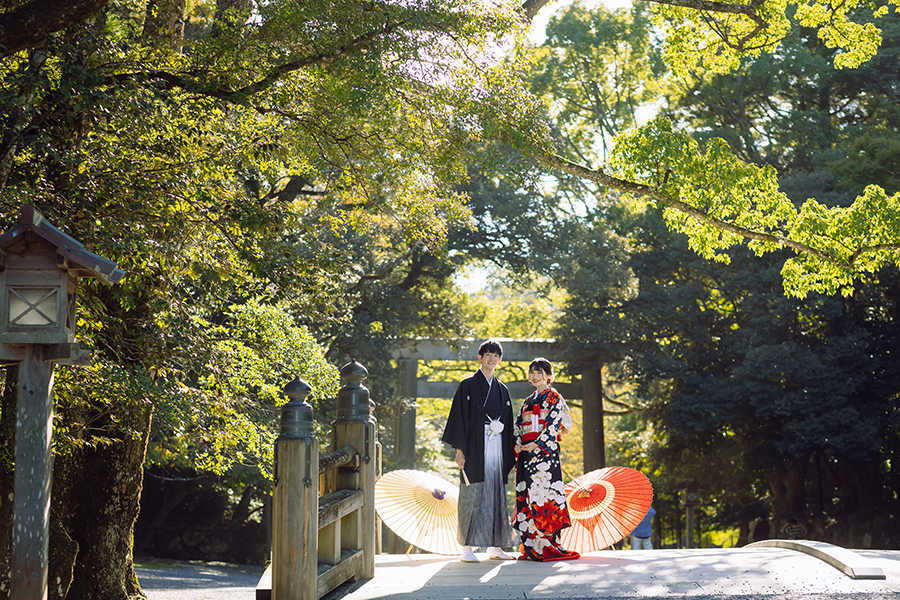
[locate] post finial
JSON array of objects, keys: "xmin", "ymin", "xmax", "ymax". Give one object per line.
[
  {"xmin": 340, "ymin": 359, "xmax": 368, "ymax": 387},
  {"xmin": 336, "ymin": 360, "xmax": 372, "ymax": 421},
  {"xmin": 280, "ymin": 378, "xmax": 314, "ymax": 438}
]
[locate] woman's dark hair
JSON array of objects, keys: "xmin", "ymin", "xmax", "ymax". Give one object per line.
[
  {"xmin": 479, "ymin": 339, "xmax": 503, "ymax": 357},
  {"xmin": 529, "ymin": 357, "xmax": 553, "ymax": 377}
]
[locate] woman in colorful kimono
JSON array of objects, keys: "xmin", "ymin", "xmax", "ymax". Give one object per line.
[{"xmin": 513, "ymin": 357, "xmax": 580, "ymax": 562}]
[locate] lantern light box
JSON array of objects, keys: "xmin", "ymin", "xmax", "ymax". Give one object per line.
[{"xmin": 0, "ymin": 206, "xmax": 124, "ymax": 355}]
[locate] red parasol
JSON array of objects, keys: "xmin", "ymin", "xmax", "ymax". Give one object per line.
[{"xmin": 559, "ymin": 466, "xmax": 653, "ymax": 553}]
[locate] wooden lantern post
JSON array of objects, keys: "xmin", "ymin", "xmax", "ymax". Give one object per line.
[{"xmin": 0, "ymin": 206, "xmax": 124, "ymax": 600}]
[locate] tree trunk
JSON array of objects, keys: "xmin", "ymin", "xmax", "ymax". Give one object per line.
[
  {"xmin": 49, "ymin": 402, "xmax": 153, "ymax": 600},
  {"xmin": 0, "ymin": 48, "xmax": 48, "ymax": 189},
  {"xmin": 0, "ymin": 0, "xmax": 107, "ymax": 58},
  {"xmin": 0, "ymin": 364, "xmax": 152, "ymax": 600},
  {"xmin": 395, "ymin": 358, "xmax": 417, "ymax": 469},
  {"xmin": 142, "ymin": 0, "xmax": 186, "ymax": 51}
]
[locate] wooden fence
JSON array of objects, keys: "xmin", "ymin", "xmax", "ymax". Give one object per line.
[{"xmin": 257, "ymin": 360, "xmax": 379, "ymax": 600}]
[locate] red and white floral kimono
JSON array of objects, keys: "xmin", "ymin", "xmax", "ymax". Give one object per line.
[{"xmin": 513, "ymin": 387, "xmax": 580, "ymax": 562}]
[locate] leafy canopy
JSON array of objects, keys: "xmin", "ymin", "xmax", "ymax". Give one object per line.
[
  {"xmin": 652, "ymin": 0, "xmax": 899, "ymax": 74},
  {"xmin": 521, "ymin": 1, "xmax": 900, "ymax": 298},
  {"xmin": 609, "ymin": 116, "xmax": 900, "ymax": 297}
]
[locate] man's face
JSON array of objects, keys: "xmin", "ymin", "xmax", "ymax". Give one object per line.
[{"xmin": 479, "ymin": 352, "xmax": 501, "ymax": 371}]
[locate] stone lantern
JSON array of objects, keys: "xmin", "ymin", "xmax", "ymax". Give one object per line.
[
  {"xmin": 678, "ymin": 479, "xmax": 702, "ymax": 548},
  {"xmin": 1, "ymin": 205, "xmax": 124, "ymax": 600}
]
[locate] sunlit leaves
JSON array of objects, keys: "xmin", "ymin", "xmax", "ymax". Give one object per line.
[
  {"xmin": 462, "ymin": 282, "xmax": 565, "ymax": 339},
  {"xmin": 651, "ymin": 0, "xmax": 791, "ymax": 77},
  {"xmin": 649, "ymin": 0, "xmax": 896, "ymax": 77},
  {"xmin": 53, "ymin": 361, "xmax": 159, "ymax": 455},
  {"xmin": 794, "ymin": 0, "xmax": 893, "ymax": 69},
  {"xmin": 607, "ymin": 115, "xmax": 900, "ymax": 297},
  {"xmin": 783, "ymin": 185, "xmax": 900, "ymax": 296},
  {"xmin": 187, "ymin": 299, "xmax": 340, "ymax": 477},
  {"xmin": 610, "ymin": 116, "xmax": 788, "ymax": 255}
]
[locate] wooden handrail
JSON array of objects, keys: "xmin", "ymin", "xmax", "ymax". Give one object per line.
[
  {"xmin": 318, "ymin": 489, "xmax": 364, "ymax": 530},
  {"xmin": 262, "ymin": 366, "xmax": 377, "ymax": 600},
  {"xmin": 319, "ymin": 444, "xmax": 357, "ymax": 474}
]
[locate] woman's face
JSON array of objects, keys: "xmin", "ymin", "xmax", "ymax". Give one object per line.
[{"xmin": 528, "ymin": 368, "xmax": 551, "ymax": 389}]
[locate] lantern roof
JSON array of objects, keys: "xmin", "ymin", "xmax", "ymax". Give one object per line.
[{"xmin": 0, "ymin": 206, "xmax": 124, "ymax": 285}]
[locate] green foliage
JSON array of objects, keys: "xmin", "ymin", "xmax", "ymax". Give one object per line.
[
  {"xmin": 530, "ymin": 3, "xmax": 900, "ymax": 544},
  {"xmin": 609, "ymin": 116, "xmax": 900, "ymax": 297},
  {"xmin": 193, "ymin": 300, "xmax": 339, "ymax": 477},
  {"xmin": 783, "ymin": 185, "xmax": 900, "ymax": 296},
  {"xmin": 461, "ymin": 281, "xmax": 564, "ymax": 339},
  {"xmin": 652, "ymin": 0, "xmax": 899, "ymax": 77},
  {"xmin": 527, "ymin": 4, "xmax": 900, "ymax": 298},
  {"xmin": 0, "ymin": 0, "xmax": 551, "ymax": 462},
  {"xmin": 529, "ymin": 1, "xmax": 668, "ymax": 161},
  {"xmin": 52, "ymin": 361, "xmax": 160, "ymax": 454},
  {"xmin": 142, "ymin": 299, "xmax": 339, "ymax": 478},
  {"xmin": 0, "ymin": 5, "xmax": 565, "ymax": 586},
  {"xmin": 611, "ymin": 116, "xmax": 789, "ymax": 257}
]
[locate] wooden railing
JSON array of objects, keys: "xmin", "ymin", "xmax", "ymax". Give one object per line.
[{"xmin": 257, "ymin": 360, "xmax": 379, "ymax": 600}]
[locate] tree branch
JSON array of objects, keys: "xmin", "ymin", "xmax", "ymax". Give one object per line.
[
  {"xmin": 603, "ymin": 392, "xmax": 633, "ymax": 410},
  {"xmin": 520, "ymin": 0, "xmax": 552, "ymax": 22},
  {"xmin": 104, "ymin": 12, "xmax": 418, "ymax": 104},
  {"xmin": 0, "ymin": 0, "xmax": 108, "ymax": 58},
  {"xmin": 535, "ymin": 152, "xmax": 837, "ymax": 262},
  {"xmin": 519, "ymin": 0, "xmax": 771, "ymax": 50},
  {"xmin": 650, "ymin": 0, "xmax": 766, "ymax": 19}
]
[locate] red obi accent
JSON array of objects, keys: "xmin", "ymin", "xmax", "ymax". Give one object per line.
[{"xmin": 521, "ymin": 405, "xmax": 544, "ymax": 443}]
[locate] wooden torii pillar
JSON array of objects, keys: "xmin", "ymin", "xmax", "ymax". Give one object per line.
[
  {"xmin": 582, "ymin": 367, "xmax": 606, "ymax": 472},
  {"xmin": 394, "ymin": 358, "xmax": 417, "ymax": 469}
]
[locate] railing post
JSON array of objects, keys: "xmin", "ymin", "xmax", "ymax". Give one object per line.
[
  {"xmin": 333, "ymin": 360, "xmax": 377, "ymax": 579},
  {"xmin": 272, "ymin": 378, "xmax": 318, "ymax": 600}
]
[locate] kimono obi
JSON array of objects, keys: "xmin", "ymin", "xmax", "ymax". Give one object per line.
[{"xmin": 520, "ymin": 404, "xmax": 548, "ymax": 443}]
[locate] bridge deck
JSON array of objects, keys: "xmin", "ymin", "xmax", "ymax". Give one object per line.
[{"xmin": 334, "ymin": 546, "xmax": 900, "ymax": 600}]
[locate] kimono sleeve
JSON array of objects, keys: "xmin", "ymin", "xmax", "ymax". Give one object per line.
[{"xmin": 441, "ymin": 378, "xmax": 472, "ymax": 458}]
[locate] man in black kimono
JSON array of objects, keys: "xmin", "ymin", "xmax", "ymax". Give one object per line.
[{"xmin": 441, "ymin": 339, "xmax": 516, "ymax": 562}]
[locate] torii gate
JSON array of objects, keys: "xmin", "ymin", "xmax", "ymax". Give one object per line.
[{"xmin": 390, "ymin": 338, "xmax": 606, "ymax": 474}]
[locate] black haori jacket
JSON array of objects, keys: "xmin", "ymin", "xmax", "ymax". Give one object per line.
[{"xmin": 441, "ymin": 369, "xmax": 516, "ymax": 484}]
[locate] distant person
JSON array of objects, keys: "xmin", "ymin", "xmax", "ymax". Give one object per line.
[
  {"xmin": 442, "ymin": 339, "xmax": 516, "ymax": 562},
  {"xmin": 781, "ymin": 517, "xmax": 806, "ymax": 540},
  {"xmin": 631, "ymin": 505, "xmax": 657, "ymax": 549},
  {"xmin": 513, "ymin": 357, "xmax": 579, "ymax": 562},
  {"xmin": 751, "ymin": 512, "xmax": 770, "ymax": 542}
]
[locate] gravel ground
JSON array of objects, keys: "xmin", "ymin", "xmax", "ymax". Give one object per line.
[
  {"xmin": 134, "ymin": 547, "xmax": 900, "ymax": 600},
  {"xmin": 135, "ymin": 557, "xmax": 266, "ymax": 600}
]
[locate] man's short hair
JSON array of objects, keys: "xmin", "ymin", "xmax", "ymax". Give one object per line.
[{"xmin": 478, "ymin": 339, "xmax": 503, "ymax": 357}]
